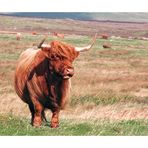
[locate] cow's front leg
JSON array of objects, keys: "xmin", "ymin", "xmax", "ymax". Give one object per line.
[
  {"xmin": 51, "ymin": 111, "xmax": 60, "ymax": 128},
  {"xmin": 31, "ymin": 97, "xmax": 43, "ymax": 127},
  {"xmin": 33, "ymin": 104, "xmax": 43, "ymax": 127}
]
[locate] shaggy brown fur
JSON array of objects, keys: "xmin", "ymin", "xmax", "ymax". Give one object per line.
[
  {"xmin": 14, "ymin": 41, "xmax": 79, "ymax": 128},
  {"xmin": 43, "ymin": 40, "xmax": 79, "ymax": 60}
]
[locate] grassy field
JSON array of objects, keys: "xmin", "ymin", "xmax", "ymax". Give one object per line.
[
  {"xmin": 0, "ymin": 114, "xmax": 147, "ymax": 136},
  {"xmin": 0, "ymin": 16, "xmax": 148, "ymax": 135}
]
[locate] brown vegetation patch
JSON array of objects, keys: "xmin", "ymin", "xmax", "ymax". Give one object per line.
[
  {"xmin": 99, "ymin": 49, "xmax": 129, "ymax": 56},
  {"xmin": 134, "ymin": 88, "xmax": 148, "ymax": 98},
  {"xmin": 103, "ymin": 43, "xmax": 111, "ymax": 48}
]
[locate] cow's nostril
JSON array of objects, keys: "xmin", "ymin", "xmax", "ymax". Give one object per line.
[
  {"xmin": 63, "ymin": 68, "xmax": 74, "ymax": 79},
  {"xmin": 66, "ymin": 68, "xmax": 74, "ymax": 74},
  {"xmin": 67, "ymin": 69, "xmax": 70, "ymax": 72},
  {"xmin": 67, "ymin": 68, "xmax": 72, "ymax": 72}
]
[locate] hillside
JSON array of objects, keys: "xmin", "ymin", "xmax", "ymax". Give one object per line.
[{"xmin": 1, "ymin": 12, "xmax": 148, "ymax": 22}]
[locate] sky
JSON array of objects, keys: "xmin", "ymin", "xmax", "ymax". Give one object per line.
[{"xmin": 0, "ymin": 0, "xmax": 148, "ymax": 12}]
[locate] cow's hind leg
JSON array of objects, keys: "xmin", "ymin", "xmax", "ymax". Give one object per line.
[
  {"xmin": 51, "ymin": 110, "xmax": 60, "ymax": 128},
  {"xmin": 28, "ymin": 103, "xmax": 35, "ymax": 125}
]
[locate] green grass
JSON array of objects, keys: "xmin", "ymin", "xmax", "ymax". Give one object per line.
[{"xmin": 0, "ymin": 114, "xmax": 147, "ymax": 136}]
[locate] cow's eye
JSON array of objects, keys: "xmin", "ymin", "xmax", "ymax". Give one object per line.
[
  {"xmin": 55, "ymin": 55, "xmax": 60, "ymax": 60},
  {"xmin": 50, "ymin": 55, "xmax": 55, "ymax": 60},
  {"xmin": 50, "ymin": 54, "xmax": 60, "ymax": 60}
]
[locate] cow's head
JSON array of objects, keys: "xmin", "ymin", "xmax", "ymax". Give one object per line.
[{"xmin": 38, "ymin": 34, "xmax": 97, "ymax": 79}]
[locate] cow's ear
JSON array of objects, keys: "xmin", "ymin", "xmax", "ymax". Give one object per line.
[{"xmin": 40, "ymin": 45, "xmax": 51, "ymax": 58}]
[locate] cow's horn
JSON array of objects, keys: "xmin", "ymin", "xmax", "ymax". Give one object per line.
[
  {"xmin": 41, "ymin": 44, "xmax": 51, "ymax": 48},
  {"xmin": 75, "ymin": 33, "xmax": 97, "ymax": 52},
  {"xmin": 38, "ymin": 36, "xmax": 48, "ymax": 48}
]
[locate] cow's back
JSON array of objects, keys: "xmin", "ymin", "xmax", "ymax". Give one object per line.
[{"xmin": 14, "ymin": 47, "xmax": 41, "ymax": 102}]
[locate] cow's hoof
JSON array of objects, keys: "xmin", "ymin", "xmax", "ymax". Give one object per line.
[
  {"xmin": 33, "ymin": 122, "xmax": 42, "ymax": 128},
  {"xmin": 33, "ymin": 117, "xmax": 42, "ymax": 127},
  {"xmin": 50, "ymin": 123, "xmax": 59, "ymax": 128}
]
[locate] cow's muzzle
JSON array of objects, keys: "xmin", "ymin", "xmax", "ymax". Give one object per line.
[{"xmin": 63, "ymin": 68, "xmax": 74, "ymax": 79}]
